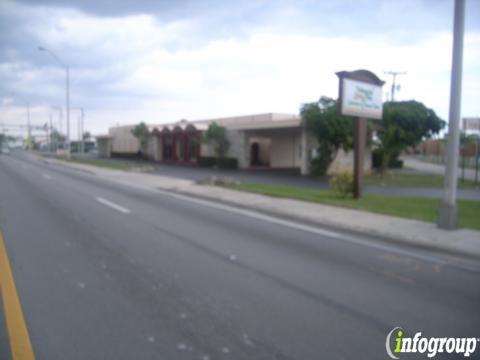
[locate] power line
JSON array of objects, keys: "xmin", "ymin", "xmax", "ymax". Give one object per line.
[
  {"xmin": 384, "ymin": 71, "xmax": 407, "ymax": 101},
  {"xmin": 1, "ymin": 123, "xmax": 46, "ymax": 129}
]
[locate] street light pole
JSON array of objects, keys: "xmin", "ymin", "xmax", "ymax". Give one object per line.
[
  {"xmin": 438, "ymin": 0, "xmax": 465, "ymax": 229},
  {"xmin": 38, "ymin": 46, "xmax": 70, "ymax": 157}
]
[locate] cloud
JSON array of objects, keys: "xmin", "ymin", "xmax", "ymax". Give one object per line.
[
  {"xmin": 1, "ymin": 0, "xmax": 479, "ymax": 138},
  {"xmin": 13, "ymin": 0, "xmax": 185, "ymax": 18}
]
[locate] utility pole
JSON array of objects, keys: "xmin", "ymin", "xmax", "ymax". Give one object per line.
[
  {"xmin": 52, "ymin": 106, "xmax": 63, "ymax": 134},
  {"xmin": 79, "ymin": 108, "xmax": 84, "ymax": 154},
  {"xmin": 384, "ymin": 71, "xmax": 406, "ymax": 101},
  {"xmin": 438, "ymin": 0, "xmax": 465, "ymax": 229},
  {"xmin": 11, "ymin": 94, "xmax": 32, "ymax": 149},
  {"xmin": 38, "ymin": 46, "xmax": 71, "ymax": 157},
  {"xmin": 81, "ymin": 108, "xmax": 85, "ymax": 153},
  {"xmin": 66, "ymin": 65, "xmax": 70, "ymax": 155},
  {"xmin": 26, "ymin": 102, "xmax": 31, "ymax": 147},
  {"xmin": 71, "ymin": 107, "xmax": 84, "ymax": 153},
  {"xmin": 49, "ymin": 113, "xmax": 53, "ymax": 152}
]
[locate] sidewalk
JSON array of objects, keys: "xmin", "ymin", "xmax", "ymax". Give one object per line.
[{"xmin": 41, "ymin": 156, "xmax": 480, "ymax": 262}]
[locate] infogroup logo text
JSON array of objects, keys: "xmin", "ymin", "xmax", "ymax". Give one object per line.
[{"xmin": 386, "ymin": 327, "xmax": 479, "ymax": 359}]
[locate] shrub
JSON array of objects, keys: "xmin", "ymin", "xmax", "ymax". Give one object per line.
[
  {"xmin": 309, "ymin": 154, "xmax": 331, "ymax": 176},
  {"xmin": 389, "ymin": 158, "xmax": 404, "ymax": 168},
  {"xmin": 372, "ymin": 148, "xmax": 404, "ymax": 169},
  {"xmin": 198, "ymin": 156, "xmax": 216, "ymax": 167},
  {"xmin": 301, "ymin": 97, "xmax": 354, "ymax": 176},
  {"xmin": 217, "ymin": 157, "xmax": 238, "ymax": 169},
  {"xmin": 111, "ymin": 152, "xmax": 144, "ymax": 159},
  {"xmin": 202, "ymin": 122, "xmax": 230, "ymax": 162},
  {"xmin": 198, "ymin": 156, "xmax": 238, "ymax": 169},
  {"xmin": 329, "ymin": 171, "xmax": 354, "ymax": 198},
  {"xmin": 372, "ymin": 148, "xmax": 384, "ymax": 169}
]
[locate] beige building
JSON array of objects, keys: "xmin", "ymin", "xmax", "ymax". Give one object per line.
[
  {"xmin": 97, "ymin": 113, "xmax": 371, "ymax": 175},
  {"xmin": 109, "ymin": 125, "xmax": 140, "ymax": 155}
]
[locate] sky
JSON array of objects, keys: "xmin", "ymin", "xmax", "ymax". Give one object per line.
[{"xmin": 0, "ymin": 0, "xmax": 479, "ymax": 139}]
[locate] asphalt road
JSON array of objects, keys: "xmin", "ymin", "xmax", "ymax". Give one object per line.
[{"xmin": 0, "ymin": 151, "xmax": 479, "ymax": 360}]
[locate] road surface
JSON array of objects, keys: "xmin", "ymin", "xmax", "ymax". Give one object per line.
[{"xmin": 0, "ymin": 151, "xmax": 479, "ymax": 359}]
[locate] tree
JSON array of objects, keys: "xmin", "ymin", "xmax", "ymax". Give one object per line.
[
  {"xmin": 82, "ymin": 131, "xmax": 91, "ymax": 141},
  {"xmin": 203, "ymin": 122, "xmax": 230, "ymax": 163},
  {"xmin": 50, "ymin": 130, "xmax": 66, "ymax": 149},
  {"xmin": 301, "ymin": 96, "xmax": 353, "ymax": 175},
  {"xmin": 24, "ymin": 136, "xmax": 35, "ymax": 150},
  {"xmin": 131, "ymin": 122, "xmax": 149, "ymax": 156},
  {"xmin": 377, "ymin": 100, "xmax": 445, "ymax": 172}
]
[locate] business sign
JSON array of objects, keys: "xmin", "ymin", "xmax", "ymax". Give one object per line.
[
  {"xmin": 463, "ymin": 117, "xmax": 480, "ymax": 131},
  {"xmin": 341, "ymin": 78, "xmax": 383, "ymax": 119}
]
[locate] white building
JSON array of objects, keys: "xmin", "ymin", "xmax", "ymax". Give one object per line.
[{"xmin": 97, "ymin": 113, "xmax": 371, "ymax": 175}]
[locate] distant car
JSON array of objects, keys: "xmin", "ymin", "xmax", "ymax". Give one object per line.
[{"xmin": 1, "ymin": 146, "xmax": 10, "ymax": 155}]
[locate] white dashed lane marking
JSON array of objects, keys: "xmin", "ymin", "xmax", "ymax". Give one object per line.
[{"xmin": 96, "ymin": 196, "xmax": 131, "ymax": 214}]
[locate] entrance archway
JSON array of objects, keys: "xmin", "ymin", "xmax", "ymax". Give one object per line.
[{"xmin": 250, "ymin": 142, "xmax": 260, "ymax": 166}]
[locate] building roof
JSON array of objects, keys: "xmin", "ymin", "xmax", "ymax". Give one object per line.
[{"xmin": 148, "ymin": 113, "xmax": 301, "ymax": 133}]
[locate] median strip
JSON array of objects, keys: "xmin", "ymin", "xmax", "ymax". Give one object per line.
[
  {"xmin": 0, "ymin": 230, "xmax": 35, "ymax": 360},
  {"xmin": 96, "ymin": 197, "xmax": 131, "ymax": 214}
]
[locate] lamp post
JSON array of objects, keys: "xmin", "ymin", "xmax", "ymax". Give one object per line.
[{"xmin": 38, "ymin": 46, "xmax": 70, "ymax": 157}]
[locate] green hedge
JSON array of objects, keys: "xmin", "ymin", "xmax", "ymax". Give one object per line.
[
  {"xmin": 111, "ymin": 152, "xmax": 144, "ymax": 159},
  {"xmin": 198, "ymin": 156, "xmax": 238, "ymax": 169},
  {"xmin": 198, "ymin": 156, "xmax": 216, "ymax": 167}
]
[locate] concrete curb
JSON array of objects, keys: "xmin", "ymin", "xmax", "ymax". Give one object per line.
[{"xmin": 170, "ymin": 186, "xmax": 480, "ymax": 263}]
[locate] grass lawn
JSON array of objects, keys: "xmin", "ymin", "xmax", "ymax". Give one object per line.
[
  {"xmin": 58, "ymin": 157, "xmax": 133, "ymax": 171},
  {"xmin": 364, "ymin": 172, "xmax": 478, "ymax": 189},
  {"xmin": 224, "ymin": 182, "xmax": 480, "ymax": 230}
]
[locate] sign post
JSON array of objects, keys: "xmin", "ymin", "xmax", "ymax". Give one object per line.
[
  {"xmin": 336, "ymin": 70, "xmax": 385, "ymax": 199},
  {"xmin": 461, "ymin": 119, "xmax": 465, "ymax": 183},
  {"xmin": 353, "ymin": 117, "xmax": 368, "ymax": 197},
  {"xmin": 476, "ymin": 139, "xmax": 479, "ymax": 185}
]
